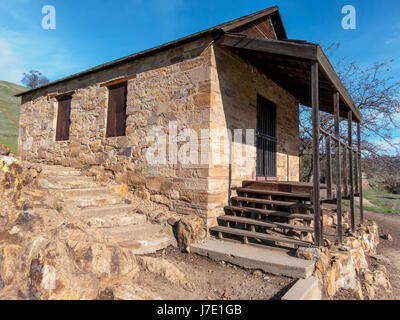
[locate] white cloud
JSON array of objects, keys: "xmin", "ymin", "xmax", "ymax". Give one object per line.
[
  {"xmin": 370, "ymin": 137, "xmax": 400, "ymax": 154},
  {"xmin": 0, "ymin": 37, "xmax": 24, "ymax": 83},
  {"xmin": 0, "ymin": 28, "xmax": 80, "ymax": 85}
]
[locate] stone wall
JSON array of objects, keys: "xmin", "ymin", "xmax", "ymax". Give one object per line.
[
  {"xmin": 19, "ymin": 36, "xmax": 216, "ymax": 224},
  {"xmin": 18, "ymin": 36, "xmax": 301, "ymax": 228},
  {"xmin": 297, "ymin": 220, "xmax": 392, "ymax": 300},
  {"xmin": 205, "ymin": 45, "xmax": 300, "ymax": 221}
]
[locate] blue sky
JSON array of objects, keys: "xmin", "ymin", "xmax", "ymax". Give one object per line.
[{"xmin": 0, "ymin": 0, "xmax": 399, "ymax": 149}]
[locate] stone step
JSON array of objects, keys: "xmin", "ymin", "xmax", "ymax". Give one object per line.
[
  {"xmin": 40, "ymin": 165, "xmax": 82, "ymax": 176},
  {"xmin": 38, "ymin": 175, "xmax": 97, "ymax": 189},
  {"xmin": 189, "ymin": 239, "xmax": 315, "ymax": 279},
  {"xmin": 55, "ymin": 187, "xmax": 111, "ymax": 198},
  {"xmin": 282, "ymin": 276, "xmax": 322, "ymax": 300},
  {"xmin": 82, "ymin": 203, "xmax": 135, "ymax": 216},
  {"xmin": 81, "ymin": 205, "xmax": 147, "ymax": 228},
  {"xmin": 102, "ymin": 223, "xmax": 176, "ymax": 255},
  {"xmin": 65, "ymin": 194, "xmax": 124, "ymax": 208}
]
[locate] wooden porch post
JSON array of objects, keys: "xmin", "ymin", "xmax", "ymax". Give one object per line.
[
  {"xmin": 343, "ymin": 145, "xmax": 348, "ymax": 197},
  {"xmin": 357, "ymin": 122, "xmax": 364, "ymax": 224},
  {"xmin": 326, "ymin": 136, "xmax": 332, "ymax": 200},
  {"xmin": 334, "ymin": 93, "xmax": 343, "ymax": 244},
  {"xmin": 348, "ymin": 111, "xmax": 355, "ymax": 232},
  {"xmin": 311, "ymin": 62, "xmax": 322, "ymax": 246}
]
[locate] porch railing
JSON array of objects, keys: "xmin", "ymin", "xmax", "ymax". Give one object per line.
[{"xmin": 311, "ymin": 63, "xmax": 364, "ymax": 247}]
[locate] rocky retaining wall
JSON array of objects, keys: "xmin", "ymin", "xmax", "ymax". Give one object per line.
[{"xmin": 297, "ymin": 220, "xmax": 391, "ymax": 300}]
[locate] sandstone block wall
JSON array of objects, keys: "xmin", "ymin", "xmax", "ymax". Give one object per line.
[
  {"xmin": 206, "ymin": 45, "xmax": 300, "ymax": 221},
  {"xmin": 18, "ymin": 36, "xmax": 300, "ymax": 228}
]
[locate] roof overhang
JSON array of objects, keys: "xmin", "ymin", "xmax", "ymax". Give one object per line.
[{"xmin": 216, "ymin": 33, "xmax": 362, "ymax": 122}]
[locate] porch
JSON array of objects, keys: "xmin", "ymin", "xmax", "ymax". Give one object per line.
[{"xmin": 210, "ymin": 33, "xmax": 364, "ymax": 247}]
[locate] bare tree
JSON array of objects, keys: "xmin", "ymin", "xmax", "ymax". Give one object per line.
[
  {"xmin": 300, "ymin": 43, "xmax": 400, "ymax": 181},
  {"xmin": 21, "ymin": 70, "xmax": 50, "ymax": 89}
]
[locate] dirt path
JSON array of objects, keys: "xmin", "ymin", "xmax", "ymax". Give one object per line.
[
  {"xmin": 362, "ymin": 209, "xmax": 400, "ymax": 299},
  {"xmin": 138, "ymin": 246, "xmax": 294, "ymax": 300}
]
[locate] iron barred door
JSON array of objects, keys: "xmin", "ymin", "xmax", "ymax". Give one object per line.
[{"xmin": 256, "ymin": 95, "xmax": 277, "ymax": 178}]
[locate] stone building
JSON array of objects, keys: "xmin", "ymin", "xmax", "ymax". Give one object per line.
[{"xmin": 16, "ymin": 6, "xmax": 362, "ymax": 234}]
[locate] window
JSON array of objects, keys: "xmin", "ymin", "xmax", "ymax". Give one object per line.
[
  {"xmin": 106, "ymin": 82, "xmax": 127, "ymax": 137},
  {"xmin": 56, "ymin": 95, "xmax": 72, "ymax": 141}
]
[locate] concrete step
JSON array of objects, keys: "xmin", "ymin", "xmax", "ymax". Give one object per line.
[
  {"xmin": 102, "ymin": 223, "xmax": 176, "ymax": 255},
  {"xmin": 65, "ymin": 194, "xmax": 124, "ymax": 208},
  {"xmin": 55, "ymin": 187, "xmax": 111, "ymax": 198},
  {"xmin": 81, "ymin": 204, "xmax": 147, "ymax": 228},
  {"xmin": 189, "ymin": 239, "xmax": 315, "ymax": 279},
  {"xmin": 40, "ymin": 165, "xmax": 82, "ymax": 176},
  {"xmin": 38, "ymin": 175, "xmax": 97, "ymax": 189},
  {"xmin": 281, "ymin": 276, "xmax": 322, "ymax": 300}
]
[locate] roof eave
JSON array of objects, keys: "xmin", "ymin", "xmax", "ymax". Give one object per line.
[{"xmin": 216, "ymin": 34, "xmax": 361, "ymax": 122}]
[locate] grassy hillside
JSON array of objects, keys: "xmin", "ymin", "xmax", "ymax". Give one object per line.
[{"xmin": 0, "ymin": 80, "xmax": 26, "ymax": 154}]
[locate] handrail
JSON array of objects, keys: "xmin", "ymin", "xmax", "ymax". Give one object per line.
[{"xmin": 319, "ymin": 127, "xmax": 360, "ymax": 155}]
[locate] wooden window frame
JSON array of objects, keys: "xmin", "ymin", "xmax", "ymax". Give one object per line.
[
  {"xmin": 55, "ymin": 95, "xmax": 72, "ymax": 141},
  {"xmin": 106, "ymin": 82, "xmax": 127, "ymax": 138}
]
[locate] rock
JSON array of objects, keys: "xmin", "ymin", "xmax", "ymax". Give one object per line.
[
  {"xmin": 380, "ymin": 234, "xmax": 392, "ymax": 241},
  {"xmin": 111, "ymin": 184, "xmax": 128, "ymax": 196},
  {"xmin": 9, "ymin": 226, "xmax": 20, "ymax": 235},
  {"xmin": 136, "ymin": 256, "xmax": 193, "ymax": 291},
  {"xmin": 327, "ymin": 268, "xmax": 336, "ymax": 296},
  {"xmin": 112, "ymin": 284, "xmax": 162, "ymax": 300},
  {"xmin": 0, "ymin": 143, "xmax": 10, "ymax": 156},
  {"xmin": 176, "ymin": 215, "xmax": 204, "ymax": 251},
  {"xmin": 315, "ymin": 252, "xmax": 330, "ymax": 274},
  {"xmin": 133, "ymin": 189, "xmax": 151, "ymax": 201},
  {"xmin": 0, "ymin": 215, "xmax": 7, "ymax": 232},
  {"xmin": 322, "ymin": 215, "xmax": 333, "ymax": 227},
  {"xmin": 364, "ymin": 283, "xmax": 375, "ymax": 300},
  {"xmin": 151, "ymin": 194, "xmax": 172, "ymax": 210},
  {"xmin": 71, "ymin": 241, "xmax": 140, "ymax": 279},
  {"xmin": 0, "ymin": 245, "xmax": 25, "ymax": 286},
  {"xmin": 353, "ymin": 281, "xmax": 364, "ymax": 300},
  {"xmin": 362, "ymin": 269, "xmax": 374, "ymax": 285},
  {"xmin": 167, "ymin": 217, "xmax": 178, "ymax": 226},
  {"xmin": 375, "ymin": 264, "xmax": 387, "ymax": 274},
  {"xmin": 371, "ymin": 254, "xmax": 391, "ymax": 265},
  {"xmin": 373, "ymin": 270, "xmax": 391, "ymax": 289},
  {"xmin": 97, "ymin": 288, "xmax": 114, "ymax": 300},
  {"xmin": 28, "ymin": 241, "xmax": 100, "ymax": 300},
  {"xmin": 252, "ymin": 270, "xmax": 263, "ymax": 277},
  {"xmin": 324, "ymin": 238, "xmax": 332, "ymax": 247},
  {"xmin": 296, "ymin": 247, "xmax": 321, "ymax": 261}
]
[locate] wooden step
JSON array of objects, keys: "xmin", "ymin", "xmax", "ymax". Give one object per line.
[
  {"xmin": 210, "ymin": 226, "xmax": 313, "ymax": 247},
  {"xmin": 232, "ymin": 196, "xmax": 312, "ymax": 210},
  {"xmin": 225, "ymin": 205, "xmax": 314, "ymax": 221},
  {"xmin": 237, "ymin": 188, "xmax": 311, "ymax": 199},
  {"xmin": 217, "ymin": 215, "xmax": 314, "ymax": 233}
]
